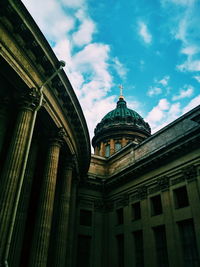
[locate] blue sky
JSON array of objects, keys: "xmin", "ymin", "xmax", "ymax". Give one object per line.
[{"xmin": 22, "ymin": 0, "xmax": 200, "ymax": 142}]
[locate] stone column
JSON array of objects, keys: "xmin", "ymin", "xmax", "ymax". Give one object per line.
[
  {"xmin": 122, "ymin": 137, "xmax": 127, "ymax": 147},
  {"xmin": 157, "ymin": 176, "xmax": 180, "ymax": 267},
  {"xmin": 110, "ymin": 139, "xmax": 115, "ymax": 155},
  {"xmin": 138, "ymin": 186, "xmax": 156, "ymax": 267},
  {"xmin": 100, "ymin": 142, "xmax": 104, "ymax": 157},
  {"xmin": 66, "ymin": 179, "xmax": 78, "ymax": 267},
  {"xmin": 52, "ymin": 157, "xmax": 74, "ymax": 267},
  {"xmin": 8, "ymin": 140, "xmax": 39, "ymax": 267},
  {"xmin": 29, "ymin": 128, "xmax": 64, "ymax": 267},
  {"xmin": 94, "ymin": 146, "xmax": 99, "ymax": 155},
  {"xmin": 0, "ymin": 97, "xmax": 9, "ymax": 157},
  {"xmin": 0, "ymin": 88, "xmax": 39, "ymax": 265}
]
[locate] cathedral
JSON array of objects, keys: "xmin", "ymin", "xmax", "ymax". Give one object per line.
[{"xmin": 0, "ymin": 1, "xmax": 200, "ymax": 267}]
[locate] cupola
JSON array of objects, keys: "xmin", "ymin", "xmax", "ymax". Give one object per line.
[{"xmin": 92, "ymin": 91, "xmax": 151, "ymax": 157}]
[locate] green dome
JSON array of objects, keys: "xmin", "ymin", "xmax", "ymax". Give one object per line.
[
  {"xmin": 103, "ymin": 99, "xmax": 142, "ymax": 121},
  {"xmin": 94, "ymin": 97, "xmax": 151, "ymax": 136}
]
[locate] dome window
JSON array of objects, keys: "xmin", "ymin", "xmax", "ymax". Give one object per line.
[
  {"xmin": 115, "ymin": 142, "xmax": 122, "ymax": 152},
  {"xmin": 105, "ymin": 144, "xmax": 110, "ymax": 157}
]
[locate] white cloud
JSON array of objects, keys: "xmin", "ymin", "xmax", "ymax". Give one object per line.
[
  {"xmin": 158, "ymin": 99, "xmax": 170, "ymax": 110},
  {"xmin": 22, "ymin": 0, "xmax": 75, "ymax": 42},
  {"xmin": 73, "ymin": 43, "xmax": 112, "ymax": 89},
  {"xmin": 60, "ymin": 0, "xmax": 85, "ymax": 8},
  {"xmin": 147, "ymin": 87, "xmax": 162, "ymax": 96},
  {"xmin": 112, "ymin": 57, "xmax": 128, "ymax": 79},
  {"xmin": 181, "ymin": 46, "xmax": 199, "ymax": 56},
  {"xmin": 147, "ymin": 75, "xmax": 170, "ymax": 97},
  {"xmin": 182, "ymin": 94, "xmax": 200, "ymax": 113},
  {"xmin": 162, "ymin": 0, "xmax": 200, "ymax": 74},
  {"xmin": 127, "ymin": 99, "xmax": 141, "ymax": 112},
  {"xmin": 140, "ymin": 60, "xmax": 145, "ymax": 70},
  {"xmin": 57, "ymin": 42, "xmax": 114, "ymax": 140},
  {"xmin": 53, "ymin": 39, "xmax": 73, "ymax": 67},
  {"xmin": 177, "ymin": 59, "xmax": 200, "ymax": 72},
  {"xmin": 145, "ymin": 94, "xmax": 200, "ymax": 133},
  {"xmin": 72, "ymin": 17, "xmax": 96, "ymax": 47},
  {"xmin": 161, "ymin": 0, "xmax": 200, "ymax": 75},
  {"xmin": 193, "ymin": 75, "xmax": 200, "ymax": 83},
  {"xmin": 145, "ymin": 98, "xmax": 170, "ymax": 125},
  {"xmin": 177, "ymin": 45, "xmax": 200, "ymax": 72},
  {"xmin": 157, "ymin": 75, "xmax": 170, "ymax": 86},
  {"xmin": 145, "ymin": 98, "xmax": 181, "ymax": 132},
  {"xmin": 138, "ymin": 21, "xmax": 152, "ymax": 44},
  {"xmin": 172, "ymin": 85, "xmax": 194, "ymax": 100},
  {"xmin": 83, "ymin": 96, "xmax": 117, "ymax": 140}
]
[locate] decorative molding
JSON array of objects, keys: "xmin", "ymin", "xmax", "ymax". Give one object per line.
[
  {"xmin": 115, "ymin": 193, "xmax": 129, "ymax": 207},
  {"xmin": 78, "ymin": 196, "xmax": 93, "ymax": 209},
  {"xmin": 131, "ymin": 194, "xmax": 139, "ymax": 202},
  {"xmin": 182, "ymin": 165, "xmax": 197, "ymax": 182},
  {"xmin": 94, "ymin": 200, "xmax": 105, "ymax": 212},
  {"xmin": 148, "ymin": 186, "xmax": 159, "ymax": 195},
  {"xmin": 157, "ymin": 176, "xmax": 169, "ymax": 191},
  {"xmin": 19, "ymin": 87, "xmax": 40, "ymax": 111},
  {"xmin": 121, "ymin": 193, "xmax": 129, "ymax": 206},
  {"xmin": 49, "ymin": 127, "xmax": 66, "ymax": 147},
  {"xmin": 137, "ymin": 185, "xmax": 147, "ymax": 200},
  {"xmin": 171, "ymin": 176, "xmax": 185, "ymax": 186}
]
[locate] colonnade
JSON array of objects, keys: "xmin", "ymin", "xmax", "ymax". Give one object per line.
[{"xmin": 0, "ymin": 87, "xmax": 77, "ymax": 267}]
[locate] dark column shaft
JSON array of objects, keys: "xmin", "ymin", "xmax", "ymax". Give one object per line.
[
  {"xmin": 29, "ymin": 137, "xmax": 62, "ymax": 267},
  {"xmin": 8, "ymin": 141, "xmax": 39, "ymax": 267},
  {"xmin": 52, "ymin": 160, "xmax": 73, "ymax": 266},
  {"xmin": 0, "ymin": 97, "xmax": 36, "ymax": 264}
]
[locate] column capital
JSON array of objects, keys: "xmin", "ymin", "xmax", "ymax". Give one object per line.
[
  {"xmin": 183, "ymin": 165, "xmax": 197, "ymax": 182},
  {"xmin": 49, "ymin": 127, "xmax": 66, "ymax": 147},
  {"xmin": 137, "ymin": 185, "xmax": 147, "ymax": 200},
  {"xmin": 18, "ymin": 87, "xmax": 40, "ymax": 111},
  {"xmin": 157, "ymin": 176, "xmax": 169, "ymax": 191}
]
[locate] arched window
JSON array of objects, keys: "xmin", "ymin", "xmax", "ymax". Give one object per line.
[
  {"xmin": 105, "ymin": 144, "xmax": 110, "ymax": 157},
  {"xmin": 115, "ymin": 142, "xmax": 122, "ymax": 152}
]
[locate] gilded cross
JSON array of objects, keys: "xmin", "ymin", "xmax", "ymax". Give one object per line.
[{"xmin": 119, "ymin": 84, "xmax": 123, "ymax": 96}]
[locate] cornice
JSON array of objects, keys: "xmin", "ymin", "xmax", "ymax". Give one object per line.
[
  {"xmin": 82, "ymin": 125, "xmax": 200, "ymax": 192},
  {"xmin": 78, "ymin": 163, "xmax": 199, "ymax": 212},
  {"xmin": 105, "ymin": 128, "xmax": 200, "ymax": 190}
]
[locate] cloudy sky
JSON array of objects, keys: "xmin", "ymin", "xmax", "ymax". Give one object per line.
[{"xmin": 22, "ymin": 0, "xmax": 200, "ymax": 144}]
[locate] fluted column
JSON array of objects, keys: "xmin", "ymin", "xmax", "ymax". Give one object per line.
[
  {"xmin": 29, "ymin": 129, "xmax": 64, "ymax": 267},
  {"xmin": 52, "ymin": 157, "xmax": 74, "ymax": 267},
  {"xmin": 8, "ymin": 140, "xmax": 39, "ymax": 267},
  {"xmin": 0, "ymin": 97, "xmax": 9, "ymax": 157},
  {"xmin": 94, "ymin": 146, "xmax": 99, "ymax": 155},
  {"xmin": 100, "ymin": 142, "xmax": 104, "ymax": 156},
  {"xmin": 122, "ymin": 137, "xmax": 127, "ymax": 147},
  {"xmin": 0, "ymin": 88, "xmax": 39, "ymax": 265},
  {"xmin": 110, "ymin": 139, "xmax": 115, "ymax": 155},
  {"xmin": 66, "ymin": 179, "xmax": 78, "ymax": 267}
]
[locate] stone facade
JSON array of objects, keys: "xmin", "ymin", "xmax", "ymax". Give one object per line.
[{"xmin": 77, "ymin": 106, "xmax": 200, "ymax": 267}]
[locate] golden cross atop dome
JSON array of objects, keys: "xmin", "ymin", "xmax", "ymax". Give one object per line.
[{"xmin": 118, "ymin": 84, "xmax": 124, "ymax": 99}]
